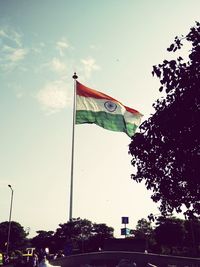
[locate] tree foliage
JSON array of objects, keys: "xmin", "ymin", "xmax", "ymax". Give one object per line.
[
  {"xmin": 129, "ymin": 22, "xmax": 200, "ymax": 218},
  {"xmin": 150, "ymin": 216, "xmax": 200, "ymax": 256},
  {"xmin": 0, "ymin": 217, "xmax": 199, "ymax": 257},
  {"xmin": 0, "ymin": 221, "xmax": 28, "ymax": 252},
  {"xmin": 53, "ymin": 218, "xmax": 93, "ymax": 248},
  {"xmin": 154, "ymin": 217, "xmax": 185, "ymax": 249},
  {"xmin": 31, "ymin": 230, "xmax": 54, "ymax": 251},
  {"xmin": 53, "ymin": 218, "xmax": 114, "ymax": 252},
  {"xmin": 134, "ymin": 218, "xmax": 153, "ymax": 239}
]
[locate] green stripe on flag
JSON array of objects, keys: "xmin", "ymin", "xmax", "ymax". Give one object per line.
[{"xmin": 76, "ymin": 110, "xmax": 138, "ymax": 137}]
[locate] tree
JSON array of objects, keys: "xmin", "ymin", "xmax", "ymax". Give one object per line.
[
  {"xmin": 183, "ymin": 218, "xmax": 200, "ymax": 256},
  {"xmin": 133, "ymin": 218, "xmax": 155, "ymax": 252},
  {"xmin": 54, "ymin": 218, "xmax": 93, "ymax": 244},
  {"xmin": 89, "ymin": 223, "xmax": 114, "ymax": 251},
  {"xmin": 31, "ymin": 230, "xmax": 54, "ymax": 252},
  {"xmin": 154, "ymin": 216, "xmax": 185, "ymax": 254},
  {"xmin": 0, "ymin": 221, "xmax": 28, "ymax": 252},
  {"xmin": 133, "ymin": 218, "xmax": 153, "ymax": 239},
  {"xmin": 129, "ymin": 22, "xmax": 200, "ymax": 219},
  {"xmin": 92, "ymin": 223, "xmax": 114, "ymax": 239},
  {"xmin": 53, "ymin": 218, "xmax": 114, "ymax": 253}
]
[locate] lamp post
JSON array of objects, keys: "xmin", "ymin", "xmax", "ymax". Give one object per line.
[{"xmin": 6, "ymin": 185, "xmax": 14, "ymax": 256}]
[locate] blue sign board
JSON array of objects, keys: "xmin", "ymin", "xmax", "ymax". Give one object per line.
[
  {"xmin": 122, "ymin": 216, "xmax": 129, "ymax": 224},
  {"xmin": 121, "ymin": 228, "xmax": 130, "ymax": 236}
]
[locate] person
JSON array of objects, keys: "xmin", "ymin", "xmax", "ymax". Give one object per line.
[
  {"xmin": 0, "ymin": 252, "xmax": 3, "ymax": 266},
  {"xmin": 38, "ymin": 256, "xmax": 49, "ymax": 267},
  {"xmin": 38, "ymin": 248, "xmax": 46, "ymax": 263},
  {"xmin": 4, "ymin": 254, "xmax": 9, "ymax": 264},
  {"xmin": 31, "ymin": 253, "xmax": 39, "ymax": 267},
  {"xmin": 38, "ymin": 256, "xmax": 60, "ymax": 267},
  {"xmin": 53, "ymin": 253, "xmax": 58, "ymax": 260}
]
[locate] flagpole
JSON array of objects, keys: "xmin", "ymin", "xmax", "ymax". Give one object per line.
[{"xmin": 69, "ymin": 72, "xmax": 78, "ymax": 221}]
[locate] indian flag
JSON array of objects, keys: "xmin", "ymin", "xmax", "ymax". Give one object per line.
[{"xmin": 76, "ymin": 81, "xmax": 143, "ymax": 137}]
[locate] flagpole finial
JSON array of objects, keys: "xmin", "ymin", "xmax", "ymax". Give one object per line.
[{"xmin": 72, "ymin": 72, "xmax": 78, "ymax": 80}]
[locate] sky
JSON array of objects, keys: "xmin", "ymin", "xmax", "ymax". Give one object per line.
[{"xmin": 0, "ymin": 0, "xmax": 199, "ymax": 238}]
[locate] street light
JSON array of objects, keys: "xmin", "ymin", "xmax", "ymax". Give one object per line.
[{"xmin": 6, "ymin": 185, "xmax": 14, "ymax": 256}]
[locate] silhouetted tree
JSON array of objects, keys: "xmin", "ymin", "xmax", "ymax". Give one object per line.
[
  {"xmin": 53, "ymin": 218, "xmax": 114, "ymax": 253},
  {"xmin": 133, "ymin": 218, "xmax": 155, "ymax": 252},
  {"xmin": 135, "ymin": 218, "xmax": 152, "ymax": 237},
  {"xmin": 154, "ymin": 216, "xmax": 185, "ymax": 254},
  {"xmin": 0, "ymin": 221, "xmax": 27, "ymax": 252},
  {"xmin": 92, "ymin": 223, "xmax": 114, "ymax": 239},
  {"xmin": 31, "ymin": 230, "xmax": 54, "ymax": 251},
  {"xmin": 88, "ymin": 223, "xmax": 114, "ymax": 251},
  {"xmin": 53, "ymin": 218, "xmax": 93, "ymax": 250},
  {"xmin": 183, "ymin": 218, "xmax": 200, "ymax": 256},
  {"xmin": 129, "ymin": 22, "xmax": 200, "ymax": 219}
]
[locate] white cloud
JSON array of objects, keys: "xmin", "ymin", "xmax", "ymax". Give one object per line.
[
  {"xmin": 10, "ymin": 29, "xmax": 22, "ymax": 47},
  {"xmin": 89, "ymin": 44, "xmax": 101, "ymax": 50},
  {"xmin": 13, "ymin": 84, "xmax": 24, "ymax": 99},
  {"xmin": 2, "ymin": 44, "xmax": 13, "ymax": 52},
  {"xmin": 16, "ymin": 92, "xmax": 23, "ymax": 99},
  {"xmin": 56, "ymin": 38, "xmax": 70, "ymax": 56},
  {"xmin": 0, "ymin": 27, "xmax": 22, "ymax": 47},
  {"xmin": 0, "ymin": 27, "xmax": 28, "ymax": 71},
  {"xmin": 81, "ymin": 57, "xmax": 100, "ymax": 78},
  {"xmin": 32, "ymin": 42, "xmax": 46, "ymax": 54},
  {"xmin": 8, "ymin": 48, "xmax": 28, "ymax": 62},
  {"xmin": 40, "ymin": 42, "xmax": 45, "ymax": 47},
  {"xmin": 0, "ymin": 29, "xmax": 7, "ymax": 38},
  {"xmin": 49, "ymin": 57, "xmax": 67, "ymax": 73},
  {"xmin": 36, "ymin": 80, "xmax": 71, "ymax": 113}
]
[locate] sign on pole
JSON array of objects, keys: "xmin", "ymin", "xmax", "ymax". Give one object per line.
[{"xmin": 122, "ymin": 217, "xmax": 129, "ymax": 224}]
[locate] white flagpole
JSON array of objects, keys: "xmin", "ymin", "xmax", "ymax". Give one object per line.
[{"xmin": 69, "ymin": 72, "xmax": 78, "ymax": 221}]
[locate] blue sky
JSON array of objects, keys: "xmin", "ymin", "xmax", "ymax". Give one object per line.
[{"xmin": 0, "ymin": 0, "xmax": 200, "ymax": 238}]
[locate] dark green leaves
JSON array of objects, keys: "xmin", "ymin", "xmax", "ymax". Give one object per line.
[{"xmin": 129, "ymin": 22, "xmax": 200, "ymax": 219}]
